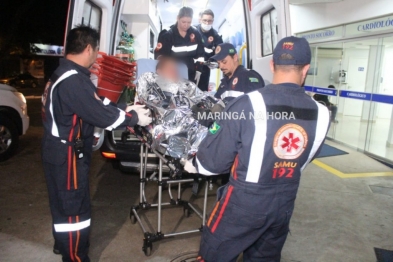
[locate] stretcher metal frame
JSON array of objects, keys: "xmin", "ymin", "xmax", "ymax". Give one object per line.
[{"xmin": 129, "ymin": 141, "xmax": 209, "ymax": 257}]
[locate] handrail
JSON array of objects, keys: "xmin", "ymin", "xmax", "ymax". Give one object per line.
[
  {"xmin": 239, "ymin": 43, "xmax": 247, "ymax": 65},
  {"xmin": 216, "ymin": 68, "xmax": 220, "ymax": 90}
]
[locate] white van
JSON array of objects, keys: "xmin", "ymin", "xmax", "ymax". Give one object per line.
[{"xmin": 65, "ymin": 0, "xmax": 290, "ymax": 170}]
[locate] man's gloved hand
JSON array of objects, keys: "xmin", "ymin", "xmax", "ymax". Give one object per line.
[
  {"xmin": 206, "ymin": 61, "xmax": 218, "ymax": 69},
  {"xmin": 126, "ymin": 105, "xmax": 152, "ymax": 126},
  {"xmin": 137, "ymin": 113, "xmax": 152, "ymax": 126},
  {"xmin": 191, "ymin": 104, "xmax": 210, "ymax": 119},
  {"xmin": 184, "ymin": 159, "xmax": 198, "ymax": 173},
  {"xmin": 191, "ymin": 104, "xmax": 216, "ymax": 128}
]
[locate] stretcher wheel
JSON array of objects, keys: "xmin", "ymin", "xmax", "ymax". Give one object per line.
[
  {"xmin": 184, "ymin": 208, "xmax": 191, "ymax": 218},
  {"xmin": 144, "ymin": 245, "xmax": 152, "ymax": 256},
  {"xmin": 130, "ymin": 212, "xmax": 137, "ymax": 224}
]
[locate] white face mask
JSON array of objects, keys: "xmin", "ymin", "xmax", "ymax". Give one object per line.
[{"xmin": 201, "ymin": 23, "xmax": 212, "ymax": 31}]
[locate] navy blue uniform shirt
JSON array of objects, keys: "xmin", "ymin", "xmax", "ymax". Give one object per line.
[
  {"xmin": 214, "ymin": 65, "xmax": 265, "ymax": 102},
  {"xmin": 42, "ymin": 58, "xmax": 138, "ymax": 148},
  {"xmin": 195, "ymin": 24, "xmax": 223, "ymax": 61},
  {"xmin": 154, "ymin": 24, "xmax": 205, "ymax": 75}
]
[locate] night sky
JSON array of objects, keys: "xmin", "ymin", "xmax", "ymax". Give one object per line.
[{"xmin": 0, "ymin": 0, "xmax": 69, "ymax": 55}]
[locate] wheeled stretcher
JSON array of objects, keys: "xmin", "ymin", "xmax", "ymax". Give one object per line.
[
  {"xmin": 126, "ymin": 59, "xmax": 215, "ymax": 256},
  {"xmin": 127, "ymin": 125, "xmax": 210, "ymax": 257}
]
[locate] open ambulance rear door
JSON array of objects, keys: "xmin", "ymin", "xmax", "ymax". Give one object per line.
[
  {"xmin": 246, "ymin": 0, "xmax": 291, "ymax": 83},
  {"xmin": 65, "ymin": 0, "xmax": 122, "ymax": 55}
]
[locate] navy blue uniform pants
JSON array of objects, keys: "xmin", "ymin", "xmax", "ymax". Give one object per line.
[
  {"xmin": 198, "ymin": 65, "xmax": 211, "ymax": 92},
  {"xmin": 42, "ymin": 136, "xmax": 91, "ymax": 262},
  {"xmin": 198, "ymin": 178, "xmax": 296, "ymax": 262}
]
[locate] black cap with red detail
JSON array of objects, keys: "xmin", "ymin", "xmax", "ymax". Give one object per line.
[{"xmin": 273, "ymin": 36, "xmax": 311, "ymax": 65}]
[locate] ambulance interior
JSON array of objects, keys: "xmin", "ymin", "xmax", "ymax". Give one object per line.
[
  {"xmin": 76, "ymin": 0, "xmax": 284, "ymax": 84},
  {"xmin": 113, "ymin": 0, "xmax": 251, "ymax": 84}
]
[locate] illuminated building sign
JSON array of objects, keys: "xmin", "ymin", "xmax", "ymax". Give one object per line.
[{"xmin": 30, "ymin": 43, "xmax": 64, "ymax": 56}]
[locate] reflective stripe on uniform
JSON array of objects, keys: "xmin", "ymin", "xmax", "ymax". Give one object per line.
[
  {"xmin": 49, "ymin": 70, "xmax": 78, "ymax": 137},
  {"xmin": 204, "ymin": 47, "xmax": 213, "ymax": 53},
  {"xmin": 54, "ymin": 218, "xmax": 91, "ymax": 232},
  {"xmin": 245, "ymin": 92, "xmax": 267, "ymax": 183},
  {"xmin": 196, "ymin": 156, "xmax": 218, "ymax": 176},
  {"xmin": 220, "ymin": 90, "xmax": 244, "ymax": 100},
  {"xmin": 171, "ymin": 44, "xmax": 198, "ymax": 53},
  {"xmin": 105, "ymin": 109, "xmax": 126, "ymax": 131},
  {"xmin": 300, "ymin": 101, "xmax": 330, "ymax": 171},
  {"xmin": 194, "ymin": 57, "xmax": 205, "ymax": 63},
  {"xmin": 211, "ymin": 185, "xmax": 234, "ymax": 233}
]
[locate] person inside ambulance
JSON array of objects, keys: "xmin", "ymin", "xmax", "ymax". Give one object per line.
[
  {"xmin": 184, "ymin": 36, "xmax": 330, "ymax": 261},
  {"xmin": 41, "ymin": 26, "xmax": 152, "ymax": 262},
  {"xmin": 192, "ymin": 43, "xmax": 265, "ymax": 123},
  {"xmin": 195, "ymin": 9, "xmax": 223, "ymax": 91},
  {"xmin": 212, "ymin": 43, "xmax": 265, "ymax": 104},
  {"xmin": 191, "ymin": 42, "xmax": 265, "ymax": 130},
  {"xmin": 154, "ymin": 6, "xmax": 205, "ymax": 85}
]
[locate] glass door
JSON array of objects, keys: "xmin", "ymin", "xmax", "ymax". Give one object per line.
[
  {"xmin": 306, "ymin": 42, "xmax": 343, "ymax": 141},
  {"xmin": 365, "ymin": 36, "xmax": 393, "ymax": 161},
  {"xmin": 309, "ymin": 36, "xmax": 393, "ymax": 163},
  {"xmin": 332, "ymin": 39, "xmax": 376, "ymax": 151}
]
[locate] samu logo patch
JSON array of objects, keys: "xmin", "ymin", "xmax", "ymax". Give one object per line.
[{"xmin": 209, "ymin": 122, "xmax": 221, "ymax": 135}]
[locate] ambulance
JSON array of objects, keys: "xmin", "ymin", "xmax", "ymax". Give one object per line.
[{"xmin": 66, "ymin": 0, "xmax": 393, "ymax": 169}]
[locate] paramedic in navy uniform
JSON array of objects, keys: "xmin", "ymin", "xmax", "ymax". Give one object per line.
[
  {"xmin": 211, "ymin": 43, "xmax": 265, "ymax": 104},
  {"xmin": 185, "ymin": 36, "xmax": 330, "ymax": 261},
  {"xmin": 195, "ymin": 9, "xmax": 223, "ymax": 91},
  {"xmin": 154, "ymin": 6, "xmax": 205, "ymax": 84},
  {"xmin": 41, "ymin": 26, "xmax": 152, "ymax": 262}
]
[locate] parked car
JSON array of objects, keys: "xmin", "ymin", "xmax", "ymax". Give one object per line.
[
  {"xmin": 0, "ymin": 77, "xmax": 15, "ymax": 85},
  {"xmin": 9, "ymin": 73, "xmax": 40, "ymax": 88},
  {"xmin": 0, "ymin": 84, "xmax": 30, "ymax": 161}
]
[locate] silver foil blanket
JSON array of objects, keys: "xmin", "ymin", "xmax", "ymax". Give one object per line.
[{"xmin": 137, "ymin": 72, "xmax": 215, "ymax": 159}]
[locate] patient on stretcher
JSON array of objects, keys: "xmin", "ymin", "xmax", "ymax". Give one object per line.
[
  {"xmin": 156, "ymin": 56, "xmax": 180, "ymax": 82},
  {"xmin": 135, "ymin": 56, "xmax": 217, "ymax": 160}
]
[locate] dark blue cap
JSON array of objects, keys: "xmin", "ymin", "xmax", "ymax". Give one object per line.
[
  {"xmin": 210, "ymin": 43, "xmax": 237, "ymax": 61},
  {"xmin": 273, "ymin": 36, "xmax": 311, "ymax": 65}
]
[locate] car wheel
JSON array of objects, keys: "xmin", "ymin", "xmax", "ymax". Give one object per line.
[
  {"xmin": 0, "ymin": 117, "xmax": 19, "ymax": 161},
  {"xmin": 31, "ymin": 82, "xmax": 37, "ymax": 88}
]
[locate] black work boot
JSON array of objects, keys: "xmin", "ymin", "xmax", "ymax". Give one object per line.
[{"xmin": 53, "ymin": 241, "xmax": 61, "ymax": 255}]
